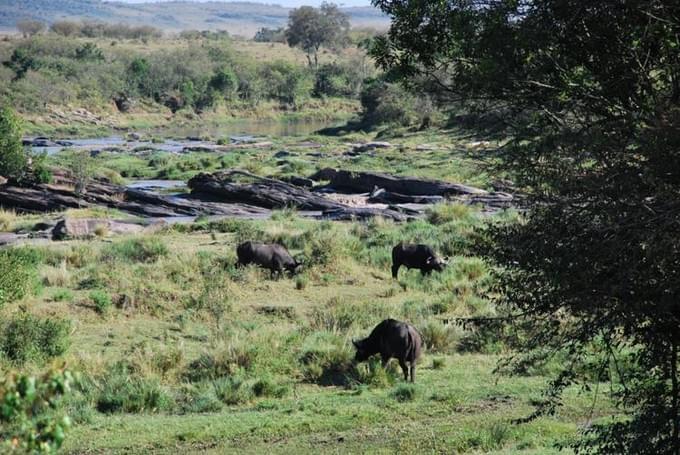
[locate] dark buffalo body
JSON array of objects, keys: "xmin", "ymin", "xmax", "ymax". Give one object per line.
[
  {"xmin": 391, "ymin": 243, "xmax": 448, "ymax": 278},
  {"xmin": 353, "ymin": 318, "xmax": 422, "ymax": 382},
  {"xmin": 236, "ymin": 241, "xmax": 301, "ymax": 277}
]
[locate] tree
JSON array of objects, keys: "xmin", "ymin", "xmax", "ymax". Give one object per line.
[
  {"xmin": 285, "ymin": 2, "xmax": 349, "ymax": 67},
  {"xmin": 371, "ymin": 0, "xmax": 680, "ymax": 452},
  {"xmin": 0, "ymin": 107, "xmax": 28, "ymax": 182},
  {"xmin": 3, "ymin": 48, "xmax": 40, "ymax": 80},
  {"xmin": 0, "ymin": 107, "xmax": 50, "ymax": 185},
  {"xmin": 50, "ymin": 20, "xmax": 80, "ymax": 37},
  {"xmin": 209, "ymin": 67, "xmax": 238, "ymax": 100},
  {"xmin": 16, "ymin": 20, "xmax": 45, "ymax": 37},
  {"xmin": 63, "ymin": 150, "xmax": 95, "ymax": 198},
  {"xmin": 260, "ymin": 61, "xmax": 313, "ymax": 107}
]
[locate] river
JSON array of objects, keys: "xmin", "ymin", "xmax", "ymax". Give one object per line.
[{"xmin": 29, "ymin": 118, "xmax": 344, "ymax": 156}]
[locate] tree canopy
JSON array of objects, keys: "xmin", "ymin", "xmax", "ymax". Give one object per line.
[
  {"xmin": 285, "ymin": 2, "xmax": 349, "ymax": 67},
  {"xmin": 370, "ymin": 0, "xmax": 680, "ymax": 452}
]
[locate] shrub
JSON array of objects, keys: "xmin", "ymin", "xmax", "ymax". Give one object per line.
[
  {"xmin": 176, "ymin": 384, "xmax": 223, "ymax": 413},
  {"xmin": 0, "ymin": 369, "xmax": 73, "ymax": 453},
  {"xmin": 427, "ymin": 203, "xmax": 474, "ymax": 225},
  {"xmin": 360, "ymin": 79, "xmax": 415, "ymax": 127},
  {"xmin": 0, "ymin": 313, "xmax": 70, "ymax": 364},
  {"xmin": 213, "ymin": 377, "xmax": 251, "ymax": 405},
  {"xmin": 353, "ymin": 357, "xmax": 397, "ymax": 388},
  {"xmin": 300, "ymin": 222, "xmax": 351, "ymax": 268},
  {"xmin": 295, "ymin": 274, "xmax": 308, "ymax": 290},
  {"xmin": 0, "ymin": 248, "xmax": 42, "ymax": 308},
  {"xmin": 252, "ymin": 377, "xmax": 289, "ymax": 398},
  {"xmin": 0, "ymin": 107, "xmax": 28, "ymax": 182},
  {"xmin": 0, "ymin": 208, "xmax": 17, "ymax": 231},
  {"xmin": 420, "ymin": 320, "xmax": 459, "ymax": 353},
  {"xmin": 392, "ymin": 383, "xmax": 419, "ymax": 402},
  {"xmin": 96, "ymin": 364, "xmax": 173, "ymax": 414},
  {"xmin": 90, "ymin": 290, "xmax": 112, "ymax": 315},
  {"xmin": 299, "ymin": 331, "xmax": 354, "ymax": 385},
  {"xmin": 432, "ymin": 357, "xmax": 446, "ymax": 369},
  {"xmin": 185, "ymin": 341, "xmax": 257, "ymax": 382},
  {"xmin": 102, "ymin": 237, "xmax": 168, "ymax": 263},
  {"xmin": 51, "ymin": 288, "xmax": 74, "ymax": 302}
]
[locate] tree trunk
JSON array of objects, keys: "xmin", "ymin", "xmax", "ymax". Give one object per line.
[{"xmin": 672, "ymin": 340, "xmax": 679, "ymax": 455}]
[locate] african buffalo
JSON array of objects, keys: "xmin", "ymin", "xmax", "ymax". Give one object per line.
[
  {"xmin": 391, "ymin": 243, "xmax": 448, "ymax": 278},
  {"xmin": 236, "ymin": 241, "xmax": 301, "ymax": 277},
  {"xmin": 353, "ymin": 318, "xmax": 422, "ymax": 382}
]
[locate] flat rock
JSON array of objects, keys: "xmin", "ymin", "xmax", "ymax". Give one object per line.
[
  {"xmin": 350, "ymin": 141, "xmax": 392, "ymax": 153},
  {"xmin": 52, "ymin": 218, "xmax": 166, "ymax": 240},
  {"xmin": 310, "ymin": 168, "xmax": 488, "ymax": 196}
]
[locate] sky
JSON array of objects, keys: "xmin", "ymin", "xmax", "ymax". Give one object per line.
[{"xmin": 110, "ymin": 0, "xmax": 373, "ymax": 7}]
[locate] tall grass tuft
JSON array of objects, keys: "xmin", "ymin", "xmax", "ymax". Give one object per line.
[{"xmin": 102, "ymin": 237, "xmax": 168, "ymax": 263}]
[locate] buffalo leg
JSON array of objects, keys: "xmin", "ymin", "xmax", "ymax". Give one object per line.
[
  {"xmin": 410, "ymin": 364, "xmax": 416, "ymax": 383},
  {"xmin": 272, "ymin": 259, "xmax": 284, "ymax": 279},
  {"xmin": 391, "ymin": 263, "xmax": 400, "ymax": 279},
  {"xmin": 399, "ymin": 359, "xmax": 409, "ymax": 381},
  {"xmin": 381, "ymin": 354, "xmax": 390, "ymax": 369}
]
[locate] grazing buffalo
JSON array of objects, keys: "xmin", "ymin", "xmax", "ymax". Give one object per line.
[
  {"xmin": 236, "ymin": 241, "xmax": 301, "ymax": 277},
  {"xmin": 353, "ymin": 318, "xmax": 422, "ymax": 382},
  {"xmin": 391, "ymin": 243, "xmax": 449, "ymax": 278}
]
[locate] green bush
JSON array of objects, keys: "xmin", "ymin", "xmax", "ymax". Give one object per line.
[
  {"xmin": 0, "ymin": 313, "xmax": 71, "ymax": 364},
  {"xmin": 213, "ymin": 377, "xmax": 251, "ymax": 405},
  {"xmin": 0, "ymin": 369, "xmax": 73, "ymax": 453},
  {"xmin": 96, "ymin": 364, "xmax": 173, "ymax": 414},
  {"xmin": 252, "ymin": 377, "xmax": 289, "ymax": 398},
  {"xmin": 0, "ymin": 106, "xmax": 27, "ymax": 180},
  {"xmin": 299, "ymin": 331, "xmax": 354, "ymax": 386},
  {"xmin": 90, "ymin": 290, "xmax": 112, "ymax": 315},
  {"xmin": 360, "ymin": 79, "xmax": 415, "ymax": 127},
  {"xmin": 0, "ymin": 247, "xmax": 42, "ymax": 307},
  {"xmin": 176, "ymin": 384, "xmax": 223, "ymax": 413},
  {"xmin": 102, "ymin": 237, "xmax": 169, "ymax": 263},
  {"xmin": 391, "ymin": 383, "xmax": 419, "ymax": 402},
  {"xmin": 420, "ymin": 321, "xmax": 460, "ymax": 353},
  {"xmin": 51, "ymin": 288, "xmax": 74, "ymax": 302}
]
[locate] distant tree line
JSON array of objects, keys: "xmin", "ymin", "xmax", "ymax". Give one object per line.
[{"xmin": 15, "ymin": 19, "xmax": 162, "ymax": 40}]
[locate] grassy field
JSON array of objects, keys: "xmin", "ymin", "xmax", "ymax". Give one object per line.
[
  {"xmin": 0, "ymin": 110, "xmax": 615, "ymax": 453},
  {"xmin": 1, "ymin": 200, "xmax": 613, "ymax": 454}
]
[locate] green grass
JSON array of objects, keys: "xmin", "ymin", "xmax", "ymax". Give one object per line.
[
  {"xmin": 0, "ymin": 124, "xmax": 604, "ymax": 453},
  {"xmin": 0, "ymin": 208, "xmax": 614, "ymax": 453}
]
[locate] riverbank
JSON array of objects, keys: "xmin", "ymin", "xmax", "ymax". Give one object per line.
[{"xmin": 20, "ymin": 98, "xmax": 361, "ymax": 138}]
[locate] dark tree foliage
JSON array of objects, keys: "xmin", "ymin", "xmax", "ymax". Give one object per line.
[
  {"xmin": 3, "ymin": 48, "xmax": 40, "ymax": 80},
  {"xmin": 371, "ymin": 0, "xmax": 680, "ymax": 452}
]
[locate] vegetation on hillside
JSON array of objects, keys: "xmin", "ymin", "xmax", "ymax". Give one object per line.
[{"xmin": 0, "ymin": 27, "xmax": 407, "ymax": 133}]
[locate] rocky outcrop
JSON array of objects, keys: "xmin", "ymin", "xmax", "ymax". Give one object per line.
[
  {"xmin": 188, "ymin": 170, "xmax": 412, "ymax": 221},
  {"xmin": 368, "ymin": 187, "xmax": 444, "ymax": 205},
  {"xmin": 310, "ymin": 168, "xmax": 488, "ymax": 196},
  {"xmin": 0, "ymin": 171, "xmax": 270, "ymax": 219},
  {"xmin": 188, "ymin": 170, "xmax": 345, "ymax": 211},
  {"xmin": 52, "ymin": 218, "xmax": 167, "ymax": 240}
]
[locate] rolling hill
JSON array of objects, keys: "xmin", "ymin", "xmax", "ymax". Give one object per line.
[{"xmin": 0, "ymin": 0, "xmax": 390, "ymax": 37}]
